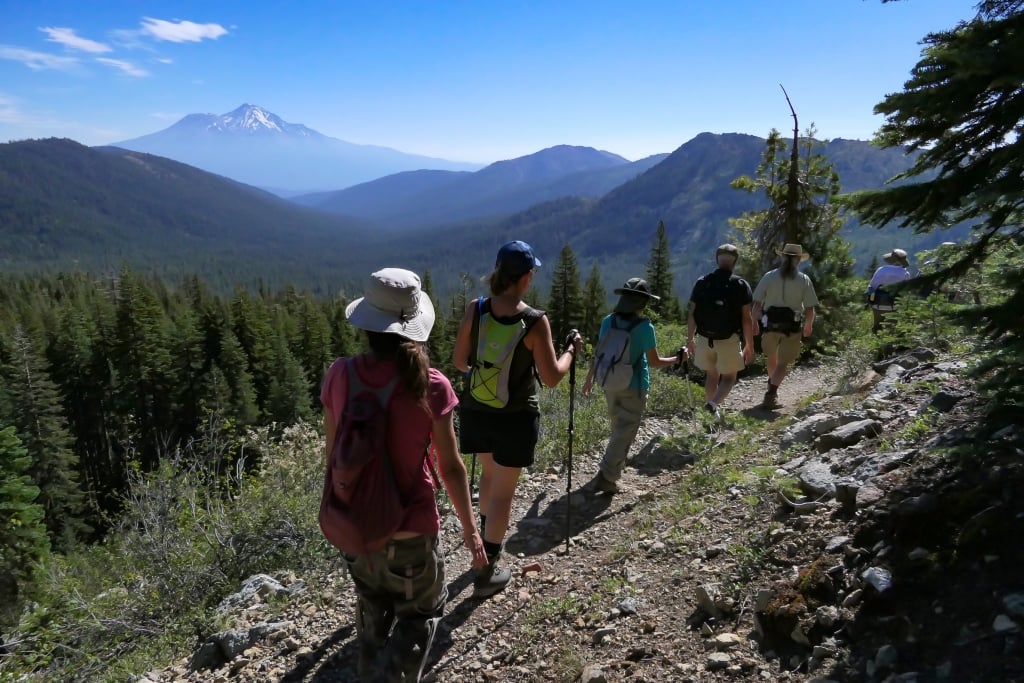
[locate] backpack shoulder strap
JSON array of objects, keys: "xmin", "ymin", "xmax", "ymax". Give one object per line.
[{"xmin": 344, "ymin": 357, "xmax": 399, "ymax": 408}]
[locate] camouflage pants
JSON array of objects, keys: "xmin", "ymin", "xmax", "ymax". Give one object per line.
[{"xmin": 342, "ymin": 535, "xmax": 446, "ymax": 682}]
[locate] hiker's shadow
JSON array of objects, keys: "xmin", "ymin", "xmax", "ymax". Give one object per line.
[
  {"xmin": 281, "ymin": 624, "xmax": 356, "ymax": 683},
  {"xmin": 740, "ymin": 405, "xmax": 781, "ymax": 422},
  {"xmin": 629, "ymin": 434, "xmax": 697, "ymax": 478},
  {"xmin": 426, "ymin": 571, "xmax": 517, "ymax": 681},
  {"xmin": 503, "ymin": 486, "xmax": 614, "ymax": 557}
]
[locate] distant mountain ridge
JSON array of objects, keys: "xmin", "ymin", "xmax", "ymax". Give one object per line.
[
  {"xmin": 1, "ymin": 132, "xmax": 966, "ymax": 301},
  {"xmin": 330, "ymin": 132, "xmax": 967, "ymax": 294},
  {"xmin": 111, "ymin": 104, "xmax": 483, "ymax": 193},
  {"xmin": 292, "ymin": 145, "xmax": 668, "ymax": 229},
  {"xmin": 0, "ymin": 138, "xmax": 373, "ymax": 292}
]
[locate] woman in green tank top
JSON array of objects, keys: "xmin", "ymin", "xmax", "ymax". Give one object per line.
[{"xmin": 453, "ymin": 240, "xmax": 582, "ymax": 598}]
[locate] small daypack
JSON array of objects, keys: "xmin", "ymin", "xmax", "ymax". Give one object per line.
[
  {"xmin": 592, "ymin": 315, "xmax": 644, "ymax": 392},
  {"xmin": 318, "ymin": 357, "xmax": 405, "ymax": 556},
  {"xmin": 869, "ymin": 287, "xmax": 897, "ymax": 311},
  {"xmin": 764, "ymin": 306, "xmax": 801, "ymax": 334},
  {"xmin": 694, "ymin": 274, "xmax": 744, "ymax": 340},
  {"xmin": 468, "ymin": 298, "xmax": 543, "ymax": 408}
]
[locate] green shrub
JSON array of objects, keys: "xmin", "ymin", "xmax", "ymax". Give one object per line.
[{"xmin": 0, "ymin": 420, "xmax": 331, "ymax": 681}]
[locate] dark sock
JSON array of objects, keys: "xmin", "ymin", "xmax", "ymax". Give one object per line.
[
  {"xmin": 483, "ymin": 540, "xmax": 502, "ymax": 562},
  {"xmin": 767, "ymin": 382, "xmax": 779, "ymax": 394},
  {"xmin": 479, "ymin": 515, "xmax": 487, "ymax": 538}
]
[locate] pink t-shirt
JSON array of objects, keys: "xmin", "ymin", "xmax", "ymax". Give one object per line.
[{"xmin": 320, "ymin": 354, "xmax": 458, "ymax": 538}]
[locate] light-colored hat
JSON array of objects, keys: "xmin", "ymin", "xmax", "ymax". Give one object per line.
[
  {"xmin": 776, "ymin": 243, "xmax": 811, "ymax": 262},
  {"xmin": 345, "ymin": 268, "xmax": 435, "ymax": 342},
  {"xmin": 716, "ymin": 243, "xmax": 740, "ymax": 258},
  {"xmin": 613, "ymin": 277, "xmax": 660, "ymax": 314},
  {"xmin": 883, "ymin": 248, "xmax": 909, "ymax": 266}
]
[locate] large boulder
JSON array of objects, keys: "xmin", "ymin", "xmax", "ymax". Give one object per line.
[{"xmin": 815, "ymin": 420, "xmax": 883, "ymax": 453}]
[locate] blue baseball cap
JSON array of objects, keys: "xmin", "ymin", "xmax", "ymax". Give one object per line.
[{"xmin": 496, "ymin": 240, "xmax": 541, "ymax": 277}]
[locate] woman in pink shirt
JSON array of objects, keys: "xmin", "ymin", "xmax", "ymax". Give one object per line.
[{"xmin": 320, "ymin": 268, "xmax": 486, "ymax": 682}]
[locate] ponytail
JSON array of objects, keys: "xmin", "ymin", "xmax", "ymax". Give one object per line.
[
  {"xmin": 488, "ymin": 262, "xmax": 526, "ymax": 296},
  {"xmin": 780, "ymin": 255, "xmax": 798, "ymax": 279},
  {"xmin": 365, "ymin": 331, "xmax": 431, "ymax": 411}
]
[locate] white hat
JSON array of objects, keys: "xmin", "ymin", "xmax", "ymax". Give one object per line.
[
  {"xmin": 776, "ymin": 243, "xmax": 811, "ymax": 262},
  {"xmin": 883, "ymin": 248, "xmax": 910, "ymax": 266},
  {"xmin": 345, "ymin": 268, "xmax": 435, "ymax": 343}
]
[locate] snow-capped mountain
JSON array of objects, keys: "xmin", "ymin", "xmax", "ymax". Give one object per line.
[{"xmin": 111, "ymin": 104, "xmax": 482, "ymax": 193}]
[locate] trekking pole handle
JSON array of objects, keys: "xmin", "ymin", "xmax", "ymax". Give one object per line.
[{"xmin": 564, "ymin": 329, "xmax": 580, "ymax": 352}]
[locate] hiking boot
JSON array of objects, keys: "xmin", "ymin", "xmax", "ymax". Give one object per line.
[
  {"xmin": 473, "ymin": 556, "xmax": 512, "ymax": 599},
  {"xmin": 761, "ymin": 390, "xmax": 781, "ymax": 409},
  {"xmin": 584, "ymin": 472, "xmax": 621, "ymax": 494},
  {"xmin": 704, "ymin": 401, "xmax": 720, "ymax": 418}
]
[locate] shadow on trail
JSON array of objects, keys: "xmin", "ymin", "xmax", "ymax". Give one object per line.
[
  {"xmin": 281, "ymin": 623, "xmax": 355, "ymax": 683},
  {"xmin": 503, "ymin": 486, "xmax": 615, "ymax": 557},
  {"xmin": 423, "ymin": 569, "xmax": 520, "ymax": 681}
]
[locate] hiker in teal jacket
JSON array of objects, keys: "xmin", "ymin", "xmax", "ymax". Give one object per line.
[{"xmin": 582, "ymin": 278, "xmax": 682, "ymax": 494}]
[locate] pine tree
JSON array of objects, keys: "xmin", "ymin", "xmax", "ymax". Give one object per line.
[
  {"xmin": 644, "ymin": 221, "xmax": 682, "ymax": 320},
  {"xmin": 730, "ymin": 104, "xmax": 857, "ymax": 349},
  {"xmin": 581, "ymin": 263, "xmax": 607, "ymax": 344},
  {"xmin": 848, "ymin": 1, "xmax": 1024, "ymax": 425},
  {"xmin": 112, "ymin": 267, "xmax": 174, "ymax": 470},
  {"xmin": 0, "ymin": 426, "xmax": 50, "ymax": 627},
  {"xmin": 546, "ymin": 243, "xmax": 583, "ymax": 347},
  {"xmin": 421, "ymin": 269, "xmax": 450, "ymax": 372},
  {"xmin": 3, "ymin": 327, "xmax": 90, "ymax": 551}
]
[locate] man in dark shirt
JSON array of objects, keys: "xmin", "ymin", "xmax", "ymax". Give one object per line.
[{"xmin": 686, "ymin": 244, "xmax": 755, "ymax": 417}]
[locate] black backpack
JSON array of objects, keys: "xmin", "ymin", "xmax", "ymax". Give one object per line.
[{"xmin": 693, "ymin": 274, "xmax": 744, "ymax": 340}]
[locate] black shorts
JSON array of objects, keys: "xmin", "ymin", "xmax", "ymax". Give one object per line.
[{"xmin": 457, "ymin": 407, "xmax": 540, "ymax": 469}]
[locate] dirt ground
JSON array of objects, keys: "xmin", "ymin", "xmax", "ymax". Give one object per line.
[{"xmin": 158, "ymin": 358, "xmax": 1024, "ymax": 683}]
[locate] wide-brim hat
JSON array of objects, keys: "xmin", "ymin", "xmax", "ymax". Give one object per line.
[
  {"xmin": 883, "ymin": 248, "xmax": 909, "ymax": 266},
  {"xmin": 613, "ymin": 277, "xmax": 659, "ymax": 313},
  {"xmin": 776, "ymin": 243, "xmax": 811, "ymax": 262},
  {"xmin": 345, "ymin": 268, "xmax": 435, "ymax": 343}
]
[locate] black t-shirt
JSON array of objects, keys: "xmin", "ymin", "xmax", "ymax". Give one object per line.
[{"xmin": 689, "ymin": 268, "xmax": 753, "ymax": 339}]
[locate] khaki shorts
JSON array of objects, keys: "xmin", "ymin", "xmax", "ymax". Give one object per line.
[
  {"xmin": 762, "ymin": 331, "xmax": 802, "ymax": 365},
  {"xmin": 694, "ymin": 334, "xmax": 745, "ymax": 375}
]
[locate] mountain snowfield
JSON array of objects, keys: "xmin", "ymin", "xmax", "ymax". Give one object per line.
[{"xmin": 111, "ymin": 104, "xmax": 484, "ymax": 193}]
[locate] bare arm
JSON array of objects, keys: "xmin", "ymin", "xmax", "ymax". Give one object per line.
[
  {"xmin": 433, "ymin": 411, "xmax": 487, "ymax": 568},
  {"xmin": 802, "ymin": 307, "xmax": 815, "ymax": 337},
  {"xmin": 686, "ymin": 301, "xmax": 697, "ymax": 357},
  {"xmin": 751, "ymin": 301, "xmax": 763, "ymax": 336},
  {"xmin": 525, "ymin": 314, "xmax": 579, "ymax": 388},
  {"xmin": 452, "ymin": 299, "xmax": 477, "ymax": 373},
  {"xmin": 646, "ymin": 346, "xmax": 680, "ymax": 369},
  {"xmin": 741, "ymin": 303, "xmax": 755, "ymax": 362}
]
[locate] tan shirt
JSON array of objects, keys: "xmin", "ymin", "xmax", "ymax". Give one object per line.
[{"xmin": 752, "ymin": 269, "xmax": 819, "ymax": 311}]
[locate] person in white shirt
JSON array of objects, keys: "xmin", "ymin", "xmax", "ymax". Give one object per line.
[{"xmin": 867, "ymin": 248, "xmax": 912, "ymax": 333}]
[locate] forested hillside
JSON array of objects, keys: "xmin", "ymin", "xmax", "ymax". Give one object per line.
[{"xmin": 0, "ymin": 139, "xmax": 376, "ymax": 293}]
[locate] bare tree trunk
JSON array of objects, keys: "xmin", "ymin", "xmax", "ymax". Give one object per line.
[{"xmin": 781, "ymin": 84, "xmax": 801, "ymax": 245}]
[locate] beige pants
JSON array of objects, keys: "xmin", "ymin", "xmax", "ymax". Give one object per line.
[
  {"xmin": 599, "ymin": 387, "xmax": 648, "ymax": 482},
  {"xmin": 694, "ymin": 334, "xmax": 745, "ymax": 375},
  {"xmin": 762, "ymin": 331, "xmax": 802, "ymax": 365}
]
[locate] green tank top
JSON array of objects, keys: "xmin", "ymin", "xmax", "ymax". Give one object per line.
[{"xmin": 463, "ymin": 298, "xmax": 544, "ymax": 413}]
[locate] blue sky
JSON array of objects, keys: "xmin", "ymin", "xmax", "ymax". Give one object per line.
[{"xmin": 0, "ymin": 1, "xmax": 977, "ymax": 163}]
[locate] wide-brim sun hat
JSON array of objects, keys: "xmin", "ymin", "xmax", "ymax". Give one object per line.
[
  {"xmin": 345, "ymin": 267, "xmax": 435, "ymax": 343},
  {"xmin": 884, "ymin": 248, "xmax": 910, "ymax": 266},
  {"xmin": 613, "ymin": 277, "xmax": 660, "ymax": 313},
  {"xmin": 776, "ymin": 243, "xmax": 811, "ymax": 262}
]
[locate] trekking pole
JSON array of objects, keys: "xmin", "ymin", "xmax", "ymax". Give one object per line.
[
  {"xmin": 565, "ymin": 329, "xmax": 578, "ymax": 555},
  {"xmin": 676, "ymin": 346, "xmax": 694, "ymax": 412},
  {"xmin": 469, "ymin": 453, "xmax": 478, "ymax": 502}
]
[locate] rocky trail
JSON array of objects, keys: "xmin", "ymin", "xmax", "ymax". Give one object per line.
[{"xmin": 149, "ymin": 354, "xmax": 1024, "ymax": 683}]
